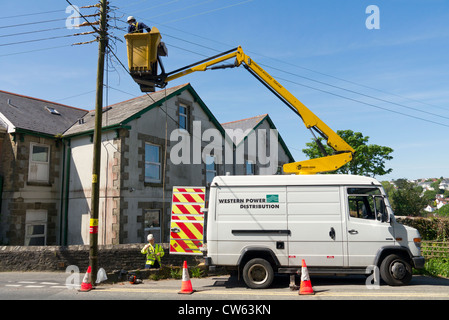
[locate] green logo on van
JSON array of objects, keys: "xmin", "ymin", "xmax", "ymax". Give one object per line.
[{"xmin": 266, "ymin": 194, "xmax": 279, "ymax": 203}]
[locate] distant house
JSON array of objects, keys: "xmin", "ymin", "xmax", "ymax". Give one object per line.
[
  {"xmin": 439, "ymin": 179, "xmax": 449, "ymax": 191},
  {"xmin": 0, "ymin": 90, "xmax": 88, "ymax": 245},
  {"xmin": 0, "ymin": 84, "xmax": 295, "ymax": 246},
  {"xmin": 418, "ymin": 181, "xmax": 434, "ymax": 191}
]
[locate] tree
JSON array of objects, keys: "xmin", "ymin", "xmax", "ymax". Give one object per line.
[
  {"xmin": 391, "ymin": 180, "xmax": 428, "ymax": 217},
  {"xmin": 302, "ymin": 129, "xmax": 394, "ymax": 177},
  {"xmin": 436, "ymin": 204, "xmax": 449, "ymax": 217}
]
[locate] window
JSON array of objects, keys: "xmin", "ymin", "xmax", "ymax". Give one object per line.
[
  {"xmin": 179, "ymin": 104, "xmax": 189, "ymax": 131},
  {"xmin": 25, "ymin": 210, "xmax": 47, "ymax": 246},
  {"xmin": 144, "ymin": 209, "xmax": 161, "ymax": 242},
  {"xmin": 28, "ymin": 143, "xmax": 50, "ymax": 183},
  {"xmin": 145, "ymin": 143, "xmax": 161, "ymax": 183},
  {"xmin": 245, "ymin": 160, "xmax": 255, "ymax": 175},
  {"xmin": 347, "ymin": 187, "xmax": 388, "ymax": 221},
  {"xmin": 206, "ymin": 155, "xmax": 216, "ymax": 185}
]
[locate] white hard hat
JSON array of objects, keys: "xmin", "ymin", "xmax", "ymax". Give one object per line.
[
  {"xmin": 127, "ymin": 16, "xmax": 136, "ymax": 22},
  {"xmin": 147, "ymin": 234, "xmax": 154, "ymax": 241}
]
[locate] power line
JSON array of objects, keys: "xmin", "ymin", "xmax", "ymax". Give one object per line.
[
  {"xmin": 0, "ymin": 31, "xmax": 95, "ymax": 47},
  {"xmin": 0, "ymin": 17, "xmax": 68, "ymax": 29},
  {"xmin": 0, "ymin": 26, "xmax": 69, "ymax": 38},
  {"xmin": 162, "ymin": 44, "xmax": 449, "ymax": 128},
  {"xmin": 0, "ymin": 9, "xmax": 65, "ymax": 20},
  {"xmin": 0, "ymin": 44, "xmax": 73, "ymax": 57},
  {"xmin": 120, "ymin": 9, "xmax": 446, "ymax": 114},
  {"xmin": 259, "ymin": 63, "xmax": 449, "ymax": 121}
]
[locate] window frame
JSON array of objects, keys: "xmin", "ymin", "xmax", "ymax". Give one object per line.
[
  {"xmin": 144, "ymin": 142, "xmax": 162, "ymax": 183},
  {"xmin": 24, "ymin": 210, "xmax": 47, "ymax": 246},
  {"xmin": 205, "ymin": 155, "xmax": 217, "ymax": 185},
  {"xmin": 144, "ymin": 209, "xmax": 161, "ymax": 242},
  {"xmin": 178, "ymin": 104, "xmax": 189, "ymax": 131},
  {"xmin": 28, "ymin": 143, "xmax": 50, "ymax": 183}
]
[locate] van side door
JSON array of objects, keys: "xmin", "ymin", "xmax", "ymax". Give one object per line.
[
  {"xmin": 287, "ymin": 186, "xmax": 344, "ymax": 267},
  {"xmin": 215, "ymin": 186, "xmax": 289, "ymax": 266},
  {"xmin": 345, "ymin": 187, "xmax": 395, "ymax": 267}
]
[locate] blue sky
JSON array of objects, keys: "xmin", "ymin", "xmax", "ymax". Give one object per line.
[{"xmin": 0, "ymin": 0, "xmax": 448, "ymax": 181}]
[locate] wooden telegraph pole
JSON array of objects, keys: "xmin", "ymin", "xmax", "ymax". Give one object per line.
[{"xmin": 90, "ymin": 0, "xmax": 108, "ymax": 285}]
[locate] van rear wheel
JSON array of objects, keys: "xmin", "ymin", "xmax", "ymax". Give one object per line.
[
  {"xmin": 380, "ymin": 254, "xmax": 412, "ymax": 286},
  {"xmin": 242, "ymin": 258, "xmax": 274, "ymax": 289}
]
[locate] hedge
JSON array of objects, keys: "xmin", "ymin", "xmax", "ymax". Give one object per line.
[{"xmin": 396, "ymin": 217, "xmax": 449, "ymax": 241}]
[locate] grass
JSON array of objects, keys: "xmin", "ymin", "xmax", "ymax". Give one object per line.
[{"xmin": 414, "ymin": 258, "xmax": 449, "ymax": 278}]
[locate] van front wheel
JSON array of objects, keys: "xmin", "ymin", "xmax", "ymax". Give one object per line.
[
  {"xmin": 380, "ymin": 254, "xmax": 412, "ymax": 286},
  {"xmin": 242, "ymin": 258, "xmax": 274, "ymax": 289}
]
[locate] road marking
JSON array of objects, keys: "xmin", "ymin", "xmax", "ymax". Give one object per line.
[{"xmin": 99, "ymin": 287, "xmax": 449, "ymax": 299}]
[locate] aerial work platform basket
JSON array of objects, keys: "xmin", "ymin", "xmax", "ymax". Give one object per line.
[{"xmin": 124, "ymin": 27, "xmax": 167, "ymax": 92}]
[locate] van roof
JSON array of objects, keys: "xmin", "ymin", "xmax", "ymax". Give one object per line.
[{"xmin": 212, "ymin": 174, "xmax": 380, "ymax": 187}]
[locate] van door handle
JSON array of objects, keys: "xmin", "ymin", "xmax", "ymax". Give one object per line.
[
  {"xmin": 348, "ymin": 229, "xmax": 358, "ymax": 235},
  {"xmin": 329, "ymin": 227, "xmax": 336, "ymax": 240}
]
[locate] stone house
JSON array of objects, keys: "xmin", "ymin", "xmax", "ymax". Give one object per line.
[
  {"xmin": 0, "ymin": 83, "xmax": 295, "ymax": 246},
  {"xmin": 0, "ymin": 90, "xmax": 88, "ymax": 245}
]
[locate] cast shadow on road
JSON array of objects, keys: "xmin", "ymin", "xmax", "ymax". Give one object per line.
[{"xmin": 205, "ymin": 273, "xmax": 449, "ymax": 290}]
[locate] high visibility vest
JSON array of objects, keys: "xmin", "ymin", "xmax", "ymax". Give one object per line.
[
  {"xmin": 141, "ymin": 243, "xmax": 164, "ymax": 266},
  {"xmin": 131, "ymin": 22, "xmax": 142, "ymax": 33}
]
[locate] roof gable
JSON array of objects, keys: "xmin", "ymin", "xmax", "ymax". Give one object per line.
[{"xmin": 221, "ymin": 114, "xmax": 294, "ymax": 162}]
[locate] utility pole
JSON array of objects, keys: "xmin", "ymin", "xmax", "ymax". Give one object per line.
[{"xmin": 90, "ymin": 0, "xmax": 108, "ymax": 285}]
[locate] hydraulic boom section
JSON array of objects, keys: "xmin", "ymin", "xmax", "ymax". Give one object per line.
[{"xmin": 125, "ymin": 29, "xmax": 354, "ymax": 175}]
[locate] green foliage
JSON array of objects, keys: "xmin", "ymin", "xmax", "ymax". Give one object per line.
[
  {"xmin": 391, "ymin": 180, "xmax": 429, "ymax": 217},
  {"xmin": 302, "ymin": 129, "xmax": 393, "ymax": 177},
  {"xmin": 170, "ymin": 267, "xmax": 183, "ymax": 279},
  {"xmin": 190, "ymin": 266, "xmax": 206, "ymax": 278},
  {"xmin": 397, "ymin": 217, "xmax": 449, "ymax": 241},
  {"xmin": 415, "ymin": 258, "xmax": 449, "ymax": 278},
  {"xmin": 436, "ymin": 204, "xmax": 449, "ymax": 217}
]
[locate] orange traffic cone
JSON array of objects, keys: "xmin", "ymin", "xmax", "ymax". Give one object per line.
[
  {"xmin": 79, "ymin": 266, "xmax": 93, "ymax": 292},
  {"xmin": 178, "ymin": 261, "xmax": 194, "ymax": 294},
  {"xmin": 299, "ymin": 259, "xmax": 314, "ymax": 295}
]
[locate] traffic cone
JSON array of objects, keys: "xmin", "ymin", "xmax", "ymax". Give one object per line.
[
  {"xmin": 299, "ymin": 259, "xmax": 314, "ymax": 295},
  {"xmin": 178, "ymin": 261, "xmax": 194, "ymax": 294},
  {"xmin": 79, "ymin": 266, "xmax": 93, "ymax": 292}
]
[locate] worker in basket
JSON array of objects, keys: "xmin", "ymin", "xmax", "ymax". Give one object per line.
[{"xmin": 127, "ymin": 16, "xmax": 151, "ymax": 33}]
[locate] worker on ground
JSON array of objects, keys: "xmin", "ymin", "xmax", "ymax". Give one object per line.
[
  {"xmin": 141, "ymin": 234, "xmax": 164, "ymax": 269},
  {"xmin": 127, "ymin": 16, "xmax": 151, "ymax": 34}
]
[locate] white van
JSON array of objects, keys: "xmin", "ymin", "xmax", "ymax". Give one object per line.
[{"xmin": 203, "ymin": 174, "xmax": 425, "ymax": 288}]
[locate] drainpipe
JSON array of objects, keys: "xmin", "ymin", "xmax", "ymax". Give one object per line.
[{"xmin": 59, "ymin": 139, "xmax": 71, "ymax": 246}]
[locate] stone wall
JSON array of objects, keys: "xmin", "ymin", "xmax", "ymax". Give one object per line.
[{"xmin": 0, "ymin": 244, "xmax": 203, "ymax": 272}]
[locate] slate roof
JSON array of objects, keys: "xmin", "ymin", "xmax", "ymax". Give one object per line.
[
  {"xmin": 63, "ymin": 83, "xmax": 225, "ymax": 138},
  {"xmin": 221, "ymin": 114, "xmax": 268, "ymax": 145},
  {"xmin": 0, "ymin": 90, "xmax": 88, "ymax": 136}
]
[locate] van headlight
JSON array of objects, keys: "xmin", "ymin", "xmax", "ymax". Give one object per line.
[{"xmin": 413, "ymin": 237, "xmax": 421, "ymax": 247}]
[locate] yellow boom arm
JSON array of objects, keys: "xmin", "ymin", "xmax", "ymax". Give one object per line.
[{"xmin": 125, "ymin": 32, "xmax": 354, "ymax": 174}]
